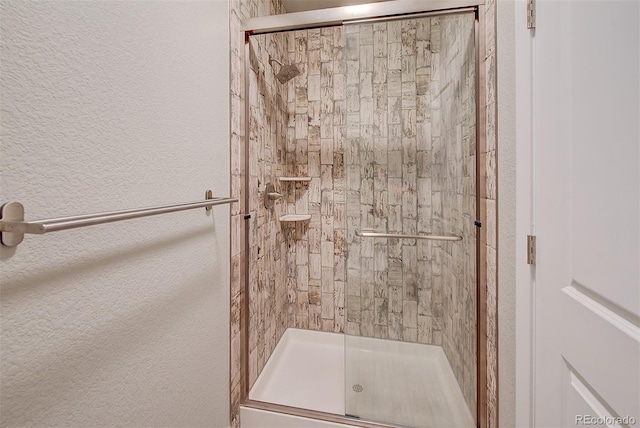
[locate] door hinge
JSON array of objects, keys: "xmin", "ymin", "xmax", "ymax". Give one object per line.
[
  {"xmin": 527, "ymin": 235, "xmax": 536, "ymax": 265},
  {"xmin": 527, "ymin": 0, "xmax": 536, "ymax": 29}
]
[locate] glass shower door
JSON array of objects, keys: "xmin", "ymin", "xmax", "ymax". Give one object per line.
[{"xmin": 344, "ymin": 12, "xmax": 478, "ymax": 427}]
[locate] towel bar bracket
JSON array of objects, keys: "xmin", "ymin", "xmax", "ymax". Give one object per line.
[
  {"xmin": 205, "ymin": 190, "xmax": 213, "ymax": 211},
  {"xmin": 0, "ymin": 201, "xmax": 25, "ymax": 247}
]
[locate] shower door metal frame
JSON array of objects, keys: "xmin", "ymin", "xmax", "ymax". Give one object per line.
[{"xmin": 239, "ymin": 1, "xmax": 489, "ymax": 426}]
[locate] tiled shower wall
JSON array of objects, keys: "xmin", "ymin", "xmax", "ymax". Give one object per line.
[
  {"xmin": 283, "ymin": 27, "xmax": 347, "ymax": 333},
  {"xmin": 342, "ymin": 14, "xmax": 477, "ymax": 413},
  {"xmin": 483, "ymin": 0, "xmax": 499, "ymax": 425},
  {"xmin": 245, "ymin": 31, "xmax": 291, "ymax": 389}
]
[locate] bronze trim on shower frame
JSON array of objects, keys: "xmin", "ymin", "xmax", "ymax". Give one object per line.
[
  {"xmin": 240, "ymin": 30, "xmax": 251, "ymax": 421},
  {"xmin": 475, "ymin": 5, "xmax": 489, "ymax": 428},
  {"xmin": 239, "ymin": 1, "xmax": 490, "ymax": 426},
  {"xmin": 243, "ymin": 0, "xmax": 484, "ymax": 34}
]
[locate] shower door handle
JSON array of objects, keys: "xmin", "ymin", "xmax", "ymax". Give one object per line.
[{"xmin": 355, "ymin": 230, "xmax": 463, "ymax": 242}]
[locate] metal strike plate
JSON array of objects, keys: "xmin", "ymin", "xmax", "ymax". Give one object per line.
[{"xmin": 0, "ymin": 201, "xmax": 25, "ymax": 247}]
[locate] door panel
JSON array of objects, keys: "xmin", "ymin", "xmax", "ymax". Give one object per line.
[
  {"xmin": 533, "ymin": 0, "xmax": 639, "ymax": 425},
  {"xmin": 562, "ymin": 284, "xmax": 640, "ymax": 419},
  {"xmin": 568, "ymin": 1, "xmax": 639, "ymax": 313},
  {"xmin": 562, "ymin": 361, "xmax": 623, "ymax": 427}
]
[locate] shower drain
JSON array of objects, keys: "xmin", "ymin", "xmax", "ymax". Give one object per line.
[{"xmin": 352, "ymin": 384, "xmax": 364, "ymax": 393}]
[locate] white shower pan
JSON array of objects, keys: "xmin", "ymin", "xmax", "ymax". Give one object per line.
[{"xmin": 241, "ymin": 328, "xmax": 474, "ymax": 428}]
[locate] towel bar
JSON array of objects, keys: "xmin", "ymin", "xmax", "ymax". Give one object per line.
[{"xmin": 0, "ymin": 191, "xmax": 237, "ymax": 247}]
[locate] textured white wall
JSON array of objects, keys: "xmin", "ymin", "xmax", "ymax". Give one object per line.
[
  {"xmin": 497, "ymin": 0, "xmax": 516, "ymax": 426},
  {"xmin": 0, "ymin": 1, "xmax": 230, "ymax": 427}
]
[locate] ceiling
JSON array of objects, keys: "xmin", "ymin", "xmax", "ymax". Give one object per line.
[{"xmin": 281, "ymin": 0, "xmax": 391, "ymax": 13}]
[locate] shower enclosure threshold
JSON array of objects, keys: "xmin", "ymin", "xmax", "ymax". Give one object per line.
[{"xmin": 245, "ymin": 328, "xmax": 474, "ymax": 428}]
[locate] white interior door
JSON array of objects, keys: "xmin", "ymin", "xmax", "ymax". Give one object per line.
[{"xmin": 531, "ymin": 0, "xmax": 639, "ymax": 426}]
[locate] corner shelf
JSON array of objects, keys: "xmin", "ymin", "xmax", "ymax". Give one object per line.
[
  {"xmin": 278, "ymin": 177, "xmax": 311, "ymax": 182},
  {"xmin": 279, "ymin": 214, "xmax": 311, "ymax": 222}
]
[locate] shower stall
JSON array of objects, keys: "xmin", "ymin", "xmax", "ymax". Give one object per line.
[{"xmin": 238, "ymin": 1, "xmax": 486, "ymax": 427}]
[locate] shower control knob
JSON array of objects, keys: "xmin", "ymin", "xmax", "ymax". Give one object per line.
[{"xmin": 264, "ymin": 183, "xmax": 282, "ymax": 209}]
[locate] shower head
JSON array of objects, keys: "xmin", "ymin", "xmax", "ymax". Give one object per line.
[{"xmin": 269, "ymin": 56, "xmax": 301, "ymax": 84}]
